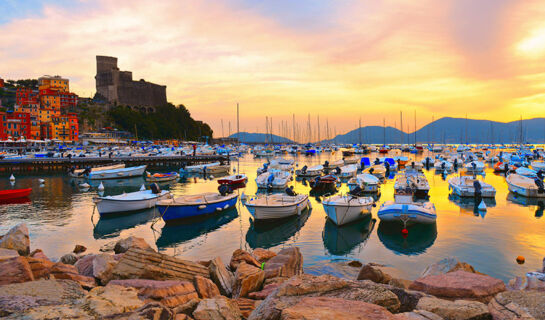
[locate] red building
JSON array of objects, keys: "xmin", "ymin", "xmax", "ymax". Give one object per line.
[
  {"xmin": 60, "ymin": 92, "xmax": 78, "ymax": 110},
  {"xmin": 16, "ymin": 88, "xmax": 39, "ymax": 106},
  {"xmin": 5, "ymin": 112, "xmax": 31, "ymax": 138},
  {"xmin": 0, "ymin": 79, "xmax": 4, "ymax": 88},
  {"xmin": 0, "ymin": 112, "xmax": 7, "ymax": 140}
]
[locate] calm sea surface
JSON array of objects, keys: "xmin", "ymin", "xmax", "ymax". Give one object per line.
[{"xmin": 0, "ymin": 152, "xmax": 543, "ymax": 282}]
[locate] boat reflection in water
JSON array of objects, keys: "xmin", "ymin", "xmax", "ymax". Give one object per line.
[
  {"xmin": 93, "ymin": 208, "xmax": 157, "ymax": 239},
  {"xmin": 245, "ymin": 209, "xmax": 310, "ymax": 249},
  {"xmin": 507, "ymin": 193, "xmax": 544, "ymax": 218},
  {"xmin": 377, "ymin": 221, "xmax": 437, "ymax": 255},
  {"xmin": 322, "ymin": 216, "xmax": 376, "ymax": 256},
  {"xmin": 156, "ymin": 208, "xmax": 239, "ymax": 249},
  {"xmin": 448, "ymin": 194, "xmax": 496, "ymax": 218}
]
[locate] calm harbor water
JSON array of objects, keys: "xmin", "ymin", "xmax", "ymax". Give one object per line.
[{"xmin": 0, "ymin": 152, "xmax": 543, "ymax": 282}]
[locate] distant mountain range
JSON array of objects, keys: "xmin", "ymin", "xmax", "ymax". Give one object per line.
[{"xmin": 229, "ymin": 117, "xmax": 545, "ymax": 144}]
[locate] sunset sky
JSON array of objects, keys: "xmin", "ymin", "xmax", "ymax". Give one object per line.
[{"xmin": 2, "ymin": 0, "xmax": 545, "ymax": 137}]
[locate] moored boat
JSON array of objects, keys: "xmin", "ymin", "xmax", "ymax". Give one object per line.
[
  {"xmin": 377, "ymin": 191, "xmax": 437, "ymax": 225},
  {"xmin": 94, "ymin": 187, "xmax": 170, "ymax": 215},
  {"xmin": 348, "ymin": 173, "xmax": 380, "ymax": 193},
  {"xmin": 448, "ymin": 176, "xmax": 496, "ymax": 198},
  {"xmin": 157, "ymin": 192, "xmax": 238, "ymax": 222},
  {"xmin": 218, "ymin": 174, "xmax": 248, "ymax": 185},
  {"xmin": 322, "ymin": 195, "xmax": 374, "ymax": 225},
  {"xmin": 506, "ymin": 174, "xmax": 545, "ymax": 198},
  {"xmin": 0, "ymin": 188, "xmax": 32, "ymax": 200},
  {"xmin": 88, "ymin": 165, "xmax": 147, "ymax": 180},
  {"xmin": 145, "ymin": 171, "xmax": 180, "ymax": 182},
  {"xmin": 69, "ymin": 163, "xmax": 126, "ymax": 178},
  {"xmin": 244, "ymin": 193, "xmax": 310, "ymax": 220}
]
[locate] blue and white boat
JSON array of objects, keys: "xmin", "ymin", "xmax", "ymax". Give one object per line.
[
  {"xmin": 156, "ymin": 192, "xmax": 238, "ymax": 222},
  {"xmin": 377, "ymin": 192, "xmax": 436, "ymax": 224}
]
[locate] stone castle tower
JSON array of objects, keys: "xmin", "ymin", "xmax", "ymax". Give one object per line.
[{"xmin": 95, "ymin": 56, "xmax": 167, "ymax": 107}]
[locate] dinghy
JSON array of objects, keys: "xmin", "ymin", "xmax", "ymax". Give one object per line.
[
  {"xmin": 244, "ymin": 194, "xmax": 310, "ymax": 220},
  {"xmin": 464, "ymin": 161, "xmax": 485, "ymax": 174},
  {"xmin": 339, "ymin": 164, "xmax": 358, "ymax": 179},
  {"xmin": 69, "ymin": 164, "xmax": 125, "ymax": 178},
  {"xmin": 363, "ymin": 165, "xmax": 387, "ymax": 179},
  {"xmin": 157, "ymin": 192, "xmax": 238, "ymax": 222},
  {"xmin": 394, "ymin": 169, "xmax": 430, "ymax": 197},
  {"xmin": 94, "ymin": 185, "xmax": 170, "ymax": 215},
  {"xmin": 88, "ymin": 165, "xmax": 147, "ymax": 180},
  {"xmin": 218, "ymin": 174, "xmax": 248, "ymax": 185},
  {"xmin": 145, "ymin": 171, "xmax": 180, "ymax": 183},
  {"xmin": 0, "ymin": 188, "xmax": 32, "ymax": 201},
  {"xmin": 506, "ymin": 174, "xmax": 545, "ymax": 198},
  {"xmin": 377, "ymin": 191, "xmax": 437, "ymax": 225},
  {"xmin": 309, "ymin": 174, "xmax": 338, "ymax": 193},
  {"xmin": 348, "ymin": 173, "xmax": 380, "ymax": 193},
  {"xmin": 322, "ymin": 195, "xmax": 374, "ymax": 225},
  {"xmin": 434, "ymin": 160, "xmax": 453, "ymax": 172},
  {"xmin": 295, "ymin": 165, "xmax": 323, "ymax": 177},
  {"xmin": 256, "ymin": 171, "xmax": 291, "ymax": 189},
  {"xmin": 515, "ymin": 167, "xmax": 537, "ymax": 178},
  {"xmin": 448, "ymin": 176, "xmax": 496, "ymax": 198}
]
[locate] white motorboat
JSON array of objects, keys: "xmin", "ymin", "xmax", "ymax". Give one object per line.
[
  {"xmin": 377, "ymin": 192, "xmax": 437, "ymax": 224},
  {"xmin": 94, "ymin": 188, "xmax": 170, "ymax": 215},
  {"xmin": 181, "ymin": 162, "xmax": 229, "ymax": 174},
  {"xmin": 244, "ymin": 194, "xmax": 310, "ymax": 220},
  {"xmin": 347, "ymin": 173, "xmax": 380, "ymax": 193},
  {"xmin": 322, "ymin": 195, "xmax": 374, "ymax": 226},
  {"xmin": 506, "ymin": 174, "xmax": 545, "ymax": 198},
  {"xmin": 69, "ymin": 163, "xmax": 126, "ymax": 178},
  {"xmin": 88, "ymin": 165, "xmax": 147, "ymax": 180},
  {"xmin": 464, "ymin": 161, "xmax": 485, "ymax": 173},
  {"xmin": 339, "ymin": 164, "xmax": 358, "ymax": 179},
  {"xmin": 531, "ymin": 161, "xmax": 545, "ymax": 171},
  {"xmin": 394, "ymin": 169, "xmax": 430, "ymax": 197},
  {"xmin": 515, "ymin": 167, "xmax": 537, "ymax": 178},
  {"xmin": 363, "ymin": 165, "xmax": 387, "ymax": 179},
  {"xmin": 256, "ymin": 170, "xmax": 292, "ymax": 189},
  {"xmin": 296, "ymin": 165, "xmax": 323, "ymax": 177},
  {"xmin": 448, "ymin": 176, "xmax": 496, "ymax": 198},
  {"xmin": 434, "ymin": 160, "xmax": 453, "ymax": 172}
]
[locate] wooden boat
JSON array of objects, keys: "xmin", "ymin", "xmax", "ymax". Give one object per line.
[
  {"xmin": 88, "ymin": 165, "xmax": 147, "ymax": 180},
  {"xmin": 69, "ymin": 164, "xmax": 125, "ymax": 178},
  {"xmin": 310, "ymin": 174, "xmax": 338, "ymax": 191},
  {"xmin": 0, "ymin": 188, "xmax": 32, "ymax": 200},
  {"xmin": 93, "ymin": 189, "xmax": 170, "ymax": 215},
  {"xmin": 157, "ymin": 192, "xmax": 238, "ymax": 222},
  {"xmin": 506, "ymin": 174, "xmax": 545, "ymax": 198},
  {"xmin": 322, "ymin": 195, "xmax": 374, "ymax": 225},
  {"xmin": 244, "ymin": 194, "xmax": 310, "ymax": 220},
  {"xmin": 448, "ymin": 176, "xmax": 496, "ymax": 198},
  {"xmin": 218, "ymin": 174, "xmax": 248, "ymax": 185},
  {"xmin": 377, "ymin": 191, "xmax": 437, "ymax": 225},
  {"xmin": 145, "ymin": 171, "xmax": 179, "ymax": 182}
]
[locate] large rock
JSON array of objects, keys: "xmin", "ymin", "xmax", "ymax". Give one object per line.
[
  {"xmin": 108, "ymin": 247, "xmax": 209, "ymax": 282},
  {"xmin": 84, "ymin": 284, "xmax": 144, "ymax": 317},
  {"xmin": 233, "ymin": 262, "xmax": 265, "ymax": 298},
  {"xmin": 488, "ymin": 290, "xmax": 545, "ymax": 320},
  {"xmin": 281, "ymin": 296, "xmax": 398, "ymax": 320},
  {"xmin": 60, "ymin": 253, "xmax": 78, "ymax": 265},
  {"xmin": 248, "ymin": 274, "xmax": 401, "ymax": 320},
  {"xmin": 114, "ymin": 236, "xmax": 154, "ymax": 254},
  {"xmin": 109, "ymin": 279, "xmax": 199, "ymax": 308},
  {"xmin": 0, "ymin": 223, "xmax": 30, "ymax": 256},
  {"xmin": 357, "ymin": 263, "xmax": 397, "ymax": 284},
  {"xmin": 252, "ymin": 248, "xmax": 276, "ymax": 263},
  {"xmin": 193, "ymin": 296, "xmax": 243, "ymax": 320},
  {"xmin": 75, "ymin": 253, "xmax": 117, "ymax": 284},
  {"xmin": 209, "ymin": 257, "xmax": 235, "ymax": 297},
  {"xmin": 130, "ymin": 302, "xmax": 174, "ymax": 320},
  {"xmin": 29, "ymin": 249, "xmax": 48, "ymax": 260},
  {"xmin": 398, "ymin": 310, "xmax": 444, "ymax": 320},
  {"xmin": 417, "ymin": 297, "xmax": 491, "ymax": 320},
  {"xmin": 50, "ymin": 262, "xmax": 96, "ymax": 289},
  {"xmin": 230, "ymin": 249, "xmax": 260, "ymax": 270},
  {"xmin": 421, "ymin": 257, "xmax": 478, "ymax": 277},
  {"xmin": 248, "ymin": 283, "xmax": 280, "ymax": 300},
  {"xmin": 234, "ymin": 298, "xmax": 260, "ymax": 319},
  {"xmin": 410, "ymin": 271, "xmax": 505, "ymax": 303},
  {"xmin": 0, "ymin": 256, "xmax": 34, "ymax": 285},
  {"xmin": 194, "ymin": 275, "xmax": 221, "ymax": 299},
  {"xmin": 386, "ymin": 285, "xmax": 429, "ymax": 313},
  {"xmin": 0, "ymin": 248, "xmax": 19, "ymax": 262},
  {"xmin": 26, "ymin": 256, "xmax": 54, "ymax": 280},
  {"xmin": 263, "ymin": 247, "xmax": 302, "ymax": 279}
]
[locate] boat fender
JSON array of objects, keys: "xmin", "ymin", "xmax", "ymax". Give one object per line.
[
  {"xmin": 198, "ymin": 205, "xmax": 206, "ymax": 210},
  {"xmin": 9, "ymin": 174, "xmax": 15, "ymax": 181},
  {"xmin": 38, "ymin": 179, "xmax": 45, "ymax": 184},
  {"xmin": 478, "ymin": 200, "xmax": 487, "ymax": 211},
  {"xmin": 140, "ymin": 184, "xmax": 146, "ymax": 191},
  {"xmin": 98, "ymin": 182, "xmax": 105, "ymax": 191}
]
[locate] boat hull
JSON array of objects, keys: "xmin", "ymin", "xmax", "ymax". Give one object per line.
[
  {"xmin": 0, "ymin": 188, "xmax": 32, "ymax": 200},
  {"xmin": 377, "ymin": 203, "xmax": 436, "ymax": 224},
  {"xmin": 96, "ymin": 191, "xmax": 170, "ymax": 215},
  {"xmin": 157, "ymin": 194, "xmax": 238, "ymax": 222},
  {"xmin": 89, "ymin": 165, "xmax": 147, "ymax": 180},
  {"xmin": 245, "ymin": 196, "xmax": 309, "ymax": 220},
  {"xmin": 322, "ymin": 202, "xmax": 372, "ymax": 226}
]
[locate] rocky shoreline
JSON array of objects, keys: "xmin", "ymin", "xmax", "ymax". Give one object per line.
[{"xmin": 0, "ymin": 223, "xmax": 543, "ymax": 319}]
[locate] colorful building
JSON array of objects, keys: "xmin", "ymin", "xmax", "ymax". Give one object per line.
[
  {"xmin": 16, "ymin": 88, "xmax": 39, "ymax": 106},
  {"xmin": 51, "ymin": 113, "xmax": 78, "ymax": 142},
  {"xmin": 38, "ymin": 76, "xmax": 69, "ymax": 92},
  {"xmin": 5, "ymin": 112, "xmax": 31, "ymax": 139}
]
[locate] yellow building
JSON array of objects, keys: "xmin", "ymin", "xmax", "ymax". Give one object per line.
[
  {"xmin": 38, "ymin": 75, "xmax": 69, "ymax": 92},
  {"xmin": 39, "ymin": 107, "xmax": 59, "ymax": 123},
  {"xmin": 51, "ymin": 115, "xmax": 73, "ymax": 141}
]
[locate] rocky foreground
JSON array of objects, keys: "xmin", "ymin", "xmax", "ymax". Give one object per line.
[{"xmin": 0, "ymin": 223, "xmax": 544, "ymax": 320}]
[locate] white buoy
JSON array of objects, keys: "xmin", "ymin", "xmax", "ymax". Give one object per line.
[
  {"xmin": 9, "ymin": 174, "xmax": 15, "ymax": 181},
  {"xmin": 79, "ymin": 183, "xmax": 90, "ymax": 188},
  {"xmin": 98, "ymin": 182, "xmax": 105, "ymax": 191},
  {"xmin": 478, "ymin": 200, "xmax": 487, "ymax": 211},
  {"xmin": 210, "ymin": 175, "xmax": 214, "ymax": 179},
  {"xmin": 38, "ymin": 179, "xmax": 45, "ymax": 184},
  {"xmin": 140, "ymin": 184, "xmax": 146, "ymax": 191},
  {"xmin": 443, "ymin": 169, "xmax": 447, "ymax": 175}
]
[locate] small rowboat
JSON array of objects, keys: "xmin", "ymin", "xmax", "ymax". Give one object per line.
[
  {"xmin": 157, "ymin": 192, "xmax": 238, "ymax": 223},
  {"xmin": 218, "ymin": 174, "xmax": 247, "ymax": 185},
  {"xmin": 0, "ymin": 188, "xmax": 32, "ymax": 200},
  {"xmin": 145, "ymin": 171, "xmax": 180, "ymax": 182}
]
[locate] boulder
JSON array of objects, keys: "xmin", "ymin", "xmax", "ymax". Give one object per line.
[
  {"xmin": 133, "ymin": 302, "xmax": 174, "ymax": 320},
  {"xmin": 50, "ymin": 262, "xmax": 96, "ymax": 289},
  {"xmin": 230, "ymin": 249, "xmax": 260, "ymax": 270},
  {"xmin": 248, "ymin": 274, "xmax": 401, "ymax": 320},
  {"xmin": 109, "ymin": 279, "xmax": 199, "ymax": 308},
  {"xmin": 193, "ymin": 296, "xmax": 243, "ymax": 320},
  {"xmin": 29, "ymin": 249, "xmax": 48, "ymax": 260},
  {"xmin": 0, "ymin": 248, "xmax": 19, "ymax": 262},
  {"xmin": 248, "ymin": 283, "xmax": 280, "ymax": 300},
  {"xmin": 73, "ymin": 244, "xmax": 87, "ymax": 254},
  {"xmin": 0, "ymin": 223, "xmax": 30, "ymax": 256},
  {"xmin": 26, "ymin": 256, "xmax": 54, "ymax": 279},
  {"xmin": 389, "ymin": 278, "xmax": 413, "ymax": 290},
  {"xmin": 0, "ymin": 256, "xmax": 34, "ymax": 285},
  {"xmin": 194, "ymin": 275, "xmax": 221, "ymax": 299},
  {"xmin": 176, "ymin": 315, "xmax": 194, "ymax": 320},
  {"xmin": 60, "ymin": 253, "xmax": 78, "ymax": 265},
  {"xmin": 233, "ymin": 262, "xmax": 265, "ymax": 298},
  {"xmin": 114, "ymin": 236, "xmax": 154, "ymax": 254},
  {"xmin": 74, "ymin": 254, "xmax": 95, "ymax": 277},
  {"xmin": 281, "ymin": 296, "xmax": 398, "ymax": 320},
  {"xmin": 417, "ymin": 297, "xmax": 491, "ymax": 320},
  {"xmin": 410, "ymin": 270, "xmax": 505, "ymax": 303},
  {"xmin": 386, "ymin": 286, "xmax": 429, "ymax": 313},
  {"xmin": 488, "ymin": 290, "xmax": 545, "ymax": 320},
  {"xmin": 421, "ymin": 257, "xmax": 478, "ymax": 277},
  {"xmin": 397, "ymin": 310, "xmax": 444, "ymax": 320},
  {"xmin": 252, "ymin": 248, "xmax": 276, "ymax": 263},
  {"xmin": 263, "ymin": 247, "xmax": 302, "ymax": 279},
  {"xmin": 75, "ymin": 253, "xmax": 117, "ymax": 285},
  {"xmin": 348, "ymin": 260, "xmax": 363, "ymax": 268},
  {"xmin": 209, "ymin": 257, "xmax": 235, "ymax": 297},
  {"xmin": 542, "ymin": 257, "xmax": 545, "ymax": 273},
  {"xmin": 84, "ymin": 284, "xmax": 144, "ymax": 317},
  {"xmin": 4, "ymin": 304, "xmax": 91, "ymax": 319},
  {"xmin": 507, "ymin": 272, "xmax": 545, "ymax": 291},
  {"xmin": 234, "ymin": 298, "xmax": 260, "ymax": 319},
  {"xmin": 357, "ymin": 263, "xmax": 396, "ymax": 284},
  {"xmin": 172, "ymin": 298, "xmax": 200, "ymax": 316},
  {"xmin": 108, "ymin": 247, "xmax": 209, "ymax": 282}
]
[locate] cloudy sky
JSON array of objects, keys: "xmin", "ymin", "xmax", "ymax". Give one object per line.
[{"xmin": 2, "ymin": 0, "xmax": 545, "ymax": 137}]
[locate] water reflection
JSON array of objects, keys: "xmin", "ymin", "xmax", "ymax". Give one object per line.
[
  {"xmin": 507, "ymin": 193, "xmax": 544, "ymax": 218},
  {"xmin": 322, "ymin": 216, "xmax": 376, "ymax": 256},
  {"xmin": 377, "ymin": 221, "xmax": 437, "ymax": 255},
  {"xmin": 448, "ymin": 194, "xmax": 496, "ymax": 218},
  {"xmin": 245, "ymin": 209, "xmax": 310, "ymax": 249},
  {"xmin": 93, "ymin": 208, "xmax": 157, "ymax": 239},
  {"xmin": 156, "ymin": 208, "xmax": 239, "ymax": 248}
]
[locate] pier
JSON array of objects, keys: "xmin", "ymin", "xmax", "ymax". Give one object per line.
[{"xmin": 0, "ymin": 155, "xmax": 230, "ymax": 173}]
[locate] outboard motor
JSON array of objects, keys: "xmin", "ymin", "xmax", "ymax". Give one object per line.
[
  {"xmin": 285, "ymin": 186, "xmax": 297, "ymax": 196},
  {"xmin": 504, "ymin": 163, "xmax": 509, "ymax": 173},
  {"xmin": 349, "ymin": 185, "xmax": 363, "ymax": 197},
  {"xmin": 80, "ymin": 167, "xmax": 91, "ymax": 177},
  {"xmin": 150, "ymin": 183, "xmax": 161, "ymax": 194},
  {"xmin": 324, "ymin": 160, "xmax": 329, "ymax": 168},
  {"xmin": 534, "ymin": 178, "xmax": 545, "ymax": 194},
  {"xmin": 334, "ymin": 167, "xmax": 341, "ymax": 175},
  {"xmin": 301, "ymin": 165, "xmax": 308, "ymax": 174},
  {"xmin": 384, "ymin": 161, "xmax": 390, "ymax": 172},
  {"xmin": 453, "ymin": 158, "xmax": 458, "ymax": 168},
  {"xmin": 374, "ymin": 158, "xmax": 380, "ymax": 165},
  {"xmin": 473, "ymin": 180, "xmax": 482, "ymax": 197},
  {"xmin": 267, "ymin": 173, "xmax": 275, "ymax": 188},
  {"xmin": 369, "ymin": 168, "xmax": 375, "ymax": 174},
  {"xmin": 218, "ymin": 184, "xmax": 231, "ymax": 196},
  {"xmin": 425, "ymin": 157, "xmax": 430, "ymax": 168},
  {"xmin": 441, "ymin": 162, "xmax": 446, "ymax": 170},
  {"xmin": 471, "ymin": 162, "xmax": 477, "ymax": 171}
]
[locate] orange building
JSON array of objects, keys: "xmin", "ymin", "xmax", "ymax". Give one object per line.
[
  {"xmin": 39, "ymin": 107, "xmax": 60, "ymax": 123},
  {"xmin": 38, "ymin": 75, "xmax": 69, "ymax": 92},
  {"xmin": 51, "ymin": 113, "xmax": 78, "ymax": 141}
]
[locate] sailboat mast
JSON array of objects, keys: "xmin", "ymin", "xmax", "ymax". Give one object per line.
[
  {"xmin": 383, "ymin": 118, "xmax": 386, "ymax": 145},
  {"xmin": 359, "ymin": 117, "xmax": 362, "ymax": 145},
  {"xmin": 292, "ymin": 114, "xmax": 295, "ymax": 143},
  {"xmin": 400, "ymin": 111, "xmax": 403, "ymax": 145},
  {"xmin": 236, "ymin": 103, "xmax": 239, "ymax": 143},
  {"xmin": 326, "ymin": 118, "xmax": 330, "ymax": 142},
  {"xmin": 317, "ymin": 115, "xmax": 320, "ymax": 145},
  {"xmin": 414, "ymin": 110, "xmax": 416, "ymax": 145},
  {"xmin": 265, "ymin": 116, "xmax": 269, "ymax": 144}
]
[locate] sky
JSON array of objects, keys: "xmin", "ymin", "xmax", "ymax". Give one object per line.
[{"xmin": 2, "ymin": 0, "xmax": 545, "ymax": 138}]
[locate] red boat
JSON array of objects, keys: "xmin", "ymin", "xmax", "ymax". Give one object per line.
[
  {"xmin": 218, "ymin": 174, "xmax": 248, "ymax": 185},
  {"xmin": 0, "ymin": 188, "xmax": 32, "ymax": 200}
]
